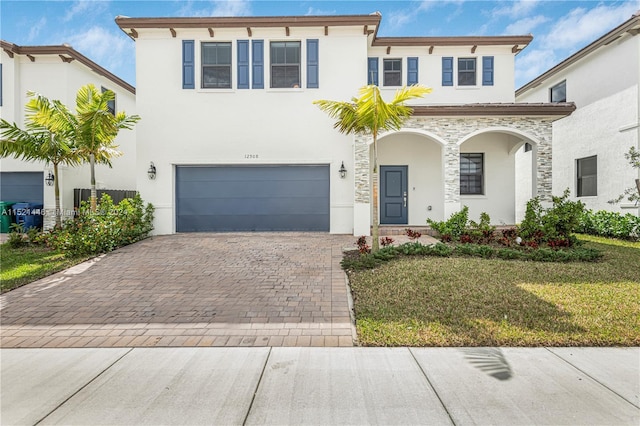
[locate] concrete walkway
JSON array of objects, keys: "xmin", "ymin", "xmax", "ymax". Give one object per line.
[
  {"xmin": 1, "ymin": 233, "xmax": 355, "ymax": 348},
  {"xmin": 1, "ymin": 347, "xmax": 638, "ymax": 425}
]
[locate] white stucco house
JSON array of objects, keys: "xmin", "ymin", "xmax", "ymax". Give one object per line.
[
  {"xmin": 0, "ymin": 40, "xmax": 137, "ymax": 227},
  {"xmin": 516, "ymin": 12, "xmax": 640, "ymax": 218},
  {"xmin": 115, "ymin": 13, "xmax": 574, "ymax": 236}
]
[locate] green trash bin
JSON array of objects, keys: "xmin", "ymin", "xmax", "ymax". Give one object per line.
[{"xmin": 0, "ymin": 202, "xmax": 16, "ymax": 233}]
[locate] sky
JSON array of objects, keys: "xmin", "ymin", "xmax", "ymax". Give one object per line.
[{"xmin": 1, "ymin": 0, "xmax": 639, "ymax": 89}]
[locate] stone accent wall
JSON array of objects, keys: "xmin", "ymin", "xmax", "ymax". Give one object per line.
[{"xmin": 354, "ymin": 116, "xmax": 554, "ymax": 204}]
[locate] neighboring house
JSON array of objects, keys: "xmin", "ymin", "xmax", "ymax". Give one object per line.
[
  {"xmin": 114, "ymin": 13, "xmax": 573, "ymax": 236},
  {"xmin": 516, "ymin": 12, "xmax": 640, "ymax": 219},
  {"xmin": 0, "ymin": 40, "xmax": 137, "ymax": 228}
]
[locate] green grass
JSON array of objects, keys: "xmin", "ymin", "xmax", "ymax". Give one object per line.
[
  {"xmin": 0, "ymin": 244, "xmax": 87, "ymax": 293},
  {"xmin": 348, "ymin": 235, "xmax": 640, "ymax": 346}
]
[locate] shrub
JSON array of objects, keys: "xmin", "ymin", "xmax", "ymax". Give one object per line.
[
  {"xmin": 45, "ymin": 194, "xmax": 154, "ymax": 258},
  {"xmin": 356, "ymin": 236, "xmax": 371, "ymax": 254},
  {"xmin": 427, "ymin": 206, "xmax": 469, "ymax": 241},
  {"xmin": 380, "ymin": 236, "xmax": 395, "ymax": 247},
  {"xmin": 468, "ymin": 212, "xmax": 496, "ymax": 243},
  {"xmin": 7, "ymin": 223, "xmax": 26, "ymax": 248},
  {"xmin": 578, "ymin": 209, "xmax": 640, "ymax": 240},
  {"xmin": 404, "ymin": 228, "xmax": 422, "ymax": 240}
]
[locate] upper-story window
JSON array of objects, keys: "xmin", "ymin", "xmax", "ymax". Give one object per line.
[
  {"xmin": 383, "ymin": 59, "xmax": 402, "ymax": 86},
  {"xmin": 202, "ymin": 42, "xmax": 232, "ymax": 89},
  {"xmin": 271, "ymin": 41, "xmax": 301, "ymax": 88},
  {"xmin": 550, "ymin": 80, "xmax": 566, "ymax": 102},
  {"xmin": 100, "ymin": 86, "xmax": 116, "ymax": 115},
  {"xmin": 458, "ymin": 58, "xmax": 476, "ymax": 86}
]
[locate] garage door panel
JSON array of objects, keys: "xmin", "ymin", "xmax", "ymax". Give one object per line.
[
  {"xmin": 176, "ymin": 165, "xmax": 329, "ymax": 232},
  {"xmin": 0, "ymin": 172, "xmax": 44, "ymax": 203}
]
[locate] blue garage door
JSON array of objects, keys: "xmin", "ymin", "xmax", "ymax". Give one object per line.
[
  {"xmin": 176, "ymin": 165, "xmax": 330, "ymax": 232},
  {"xmin": 0, "ymin": 172, "xmax": 44, "ymax": 203}
]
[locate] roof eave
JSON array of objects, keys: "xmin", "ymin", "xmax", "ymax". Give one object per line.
[{"xmin": 410, "ymin": 103, "xmax": 576, "ymax": 118}]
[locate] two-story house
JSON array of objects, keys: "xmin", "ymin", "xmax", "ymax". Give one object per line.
[
  {"xmin": 116, "ymin": 13, "xmax": 574, "ymax": 236},
  {"xmin": 516, "ymin": 12, "xmax": 640, "ymax": 218},
  {"xmin": 0, "ymin": 40, "xmax": 137, "ymax": 227}
]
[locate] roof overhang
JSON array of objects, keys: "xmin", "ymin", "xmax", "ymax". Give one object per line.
[
  {"xmin": 410, "ymin": 103, "xmax": 576, "ymax": 118},
  {"xmin": 517, "ymin": 11, "xmax": 640, "ymax": 96},
  {"xmin": 0, "ymin": 40, "xmax": 135, "ymax": 94},
  {"xmin": 373, "ymin": 35, "xmax": 533, "ymax": 54}
]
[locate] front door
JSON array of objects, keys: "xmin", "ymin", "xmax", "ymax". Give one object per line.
[{"xmin": 380, "ymin": 165, "xmax": 408, "ymax": 224}]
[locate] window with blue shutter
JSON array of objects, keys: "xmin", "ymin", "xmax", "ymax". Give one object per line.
[
  {"xmin": 237, "ymin": 40, "xmax": 249, "ymax": 89},
  {"xmin": 482, "ymin": 56, "xmax": 494, "ymax": 86},
  {"xmin": 367, "ymin": 57, "xmax": 378, "ymax": 85},
  {"xmin": 307, "ymin": 39, "xmax": 319, "ymax": 88},
  {"xmin": 252, "ymin": 40, "xmax": 264, "ymax": 89},
  {"xmin": 407, "ymin": 57, "xmax": 419, "ymax": 85},
  {"xmin": 182, "ymin": 40, "xmax": 195, "ymax": 89},
  {"xmin": 442, "ymin": 57, "xmax": 453, "ymax": 86}
]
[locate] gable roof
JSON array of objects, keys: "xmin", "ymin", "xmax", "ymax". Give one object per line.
[
  {"xmin": 516, "ymin": 11, "xmax": 640, "ymax": 97},
  {"xmin": 0, "ymin": 40, "xmax": 135, "ymax": 94}
]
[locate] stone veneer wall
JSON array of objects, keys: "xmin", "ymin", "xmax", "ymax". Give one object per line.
[{"xmin": 354, "ymin": 116, "xmax": 554, "ymax": 204}]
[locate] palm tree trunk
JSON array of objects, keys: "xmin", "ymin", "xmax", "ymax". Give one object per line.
[
  {"xmin": 371, "ymin": 136, "xmax": 380, "ymax": 252},
  {"xmin": 53, "ymin": 162, "xmax": 61, "ymax": 228},
  {"xmin": 89, "ymin": 153, "xmax": 97, "ymax": 212}
]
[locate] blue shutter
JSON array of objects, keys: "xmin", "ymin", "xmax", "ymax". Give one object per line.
[
  {"xmin": 237, "ymin": 40, "xmax": 249, "ymax": 89},
  {"xmin": 442, "ymin": 57, "xmax": 453, "ymax": 86},
  {"xmin": 482, "ymin": 56, "xmax": 494, "ymax": 86},
  {"xmin": 182, "ymin": 40, "xmax": 195, "ymax": 89},
  {"xmin": 252, "ymin": 40, "xmax": 264, "ymax": 89},
  {"xmin": 407, "ymin": 57, "xmax": 419, "ymax": 85},
  {"xmin": 307, "ymin": 39, "xmax": 319, "ymax": 89},
  {"xmin": 367, "ymin": 57, "xmax": 378, "ymax": 85}
]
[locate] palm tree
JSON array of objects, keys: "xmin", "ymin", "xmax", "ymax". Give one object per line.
[
  {"xmin": 314, "ymin": 84, "xmax": 431, "ymax": 251},
  {"xmin": 0, "ymin": 93, "xmax": 81, "ymax": 228},
  {"xmin": 71, "ymin": 84, "xmax": 140, "ymax": 212}
]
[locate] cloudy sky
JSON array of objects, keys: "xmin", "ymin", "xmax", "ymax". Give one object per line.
[{"xmin": 1, "ymin": 0, "xmax": 638, "ymax": 88}]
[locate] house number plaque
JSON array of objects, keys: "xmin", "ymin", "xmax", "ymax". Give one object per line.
[{"xmin": 244, "ymin": 154, "xmax": 259, "ymax": 159}]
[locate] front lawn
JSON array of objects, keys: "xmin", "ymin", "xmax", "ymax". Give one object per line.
[
  {"xmin": 347, "ymin": 235, "xmax": 640, "ymax": 346},
  {"xmin": 0, "ymin": 244, "xmax": 87, "ymax": 293}
]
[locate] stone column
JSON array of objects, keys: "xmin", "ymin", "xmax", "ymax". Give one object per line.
[
  {"xmin": 443, "ymin": 141, "xmax": 461, "ymax": 218},
  {"xmin": 353, "ymin": 134, "xmax": 371, "ymax": 235}
]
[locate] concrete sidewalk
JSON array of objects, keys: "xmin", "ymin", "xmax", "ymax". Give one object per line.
[{"xmin": 1, "ymin": 347, "xmax": 638, "ymax": 425}]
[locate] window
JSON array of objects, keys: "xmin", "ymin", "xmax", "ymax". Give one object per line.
[
  {"xmin": 460, "ymin": 153, "xmax": 484, "ymax": 195},
  {"xmin": 202, "ymin": 42, "xmax": 232, "ymax": 89},
  {"xmin": 383, "ymin": 59, "xmax": 402, "ymax": 86},
  {"xmin": 458, "ymin": 58, "xmax": 476, "ymax": 86},
  {"xmin": 577, "ymin": 156, "xmax": 597, "ymax": 197},
  {"xmin": 100, "ymin": 86, "xmax": 115, "ymax": 115},
  {"xmin": 270, "ymin": 41, "xmax": 300, "ymax": 88},
  {"xmin": 524, "ymin": 143, "xmax": 532, "ymax": 152},
  {"xmin": 550, "ymin": 80, "xmax": 566, "ymax": 102}
]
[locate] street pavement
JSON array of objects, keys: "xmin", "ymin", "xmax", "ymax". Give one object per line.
[{"xmin": 1, "ymin": 346, "xmax": 638, "ymax": 425}]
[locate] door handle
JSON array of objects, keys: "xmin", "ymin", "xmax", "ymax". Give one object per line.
[{"xmin": 403, "ymin": 191, "xmax": 407, "ymax": 208}]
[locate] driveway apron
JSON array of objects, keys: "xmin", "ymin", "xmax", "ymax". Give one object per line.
[{"xmin": 0, "ymin": 233, "xmax": 356, "ymax": 348}]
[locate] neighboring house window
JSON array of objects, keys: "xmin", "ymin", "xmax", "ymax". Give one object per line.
[
  {"xmin": 202, "ymin": 42, "xmax": 232, "ymax": 89},
  {"xmin": 460, "ymin": 153, "xmax": 484, "ymax": 195},
  {"xmin": 101, "ymin": 86, "xmax": 115, "ymax": 115},
  {"xmin": 550, "ymin": 80, "xmax": 566, "ymax": 102},
  {"xmin": 577, "ymin": 155, "xmax": 597, "ymax": 197},
  {"xmin": 270, "ymin": 41, "xmax": 301, "ymax": 88},
  {"xmin": 458, "ymin": 58, "xmax": 476, "ymax": 86},
  {"xmin": 383, "ymin": 59, "xmax": 402, "ymax": 86}
]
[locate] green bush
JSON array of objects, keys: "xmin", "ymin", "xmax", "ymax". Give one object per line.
[
  {"xmin": 578, "ymin": 209, "xmax": 640, "ymax": 240},
  {"xmin": 427, "ymin": 206, "xmax": 469, "ymax": 241},
  {"xmin": 45, "ymin": 194, "xmax": 154, "ymax": 257}
]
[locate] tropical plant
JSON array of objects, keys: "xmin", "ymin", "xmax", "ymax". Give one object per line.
[
  {"xmin": 0, "ymin": 93, "xmax": 82, "ymax": 227},
  {"xmin": 609, "ymin": 146, "xmax": 640, "ymax": 205},
  {"xmin": 314, "ymin": 84, "xmax": 431, "ymax": 251}
]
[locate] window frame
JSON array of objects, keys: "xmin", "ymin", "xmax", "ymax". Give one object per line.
[
  {"xmin": 550, "ymin": 80, "xmax": 566, "ymax": 103},
  {"xmin": 457, "ymin": 57, "xmax": 477, "ymax": 86},
  {"xmin": 201, "ymin": 41, "xmax": 233, "ymax": 89},
  {"xmin": 383, "ymin": 58, "xmax": 402, "ymax": 87},
  {"xmin": 270, "ymin": 41, "xmax": 301, "ymax": 89},
  {"xmin": 100, "ymin": 86, "xmax": 116, "ymax": 115},
  {"xmin": 460, "ymin": 153, "xmax": 484, "ymax": 195},
  {"xmin": 576, "ymin": 155, "xmax": 597, "ymax": 197}
]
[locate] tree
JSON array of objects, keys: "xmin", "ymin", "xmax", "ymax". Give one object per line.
[
  {"xmin": 314, "ymin": 84, "xmax": 431, "ymax": 251},
  {"xmin": 609, "ymin": 146, "xmax": 640, "ymax": 205},
  {"xmin": 0, "ymin": 93, "xmax": 81, "ymax": 228}
]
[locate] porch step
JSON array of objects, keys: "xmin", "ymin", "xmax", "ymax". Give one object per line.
[{"xmin": 374, "ymin": 226, "xmax": 438, "ymax": 237}]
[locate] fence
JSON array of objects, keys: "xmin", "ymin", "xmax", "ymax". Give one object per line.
[{"xmin": 73, "ymin": 189, "xmax": 138, "ymax": 209}]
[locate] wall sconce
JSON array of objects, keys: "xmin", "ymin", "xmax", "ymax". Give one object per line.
[
  {"xmin": 147, "ymin": 162, "xmax": 157, "ymax": 180},
  {"xmin": 339, "ymin": 161, "xmax": 347, "ymax": 179},
  {"xmin": 45, "ymin": 171, "xmax": 55, "ymax": 186}
]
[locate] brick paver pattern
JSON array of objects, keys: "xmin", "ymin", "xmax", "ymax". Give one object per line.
[{"xmin": 0, "ymin": 233, "xmax": 356, "ymax": 348}]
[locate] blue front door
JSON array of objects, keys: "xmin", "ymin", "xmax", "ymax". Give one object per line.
[{"xmin": 380, "ymin": 165, "xmax": 408, "ymax": 224}]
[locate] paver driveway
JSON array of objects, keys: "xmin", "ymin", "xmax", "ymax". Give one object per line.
[{"xmin": 0, "ymin": 233, "xmax": 356, "ymax": 348}]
